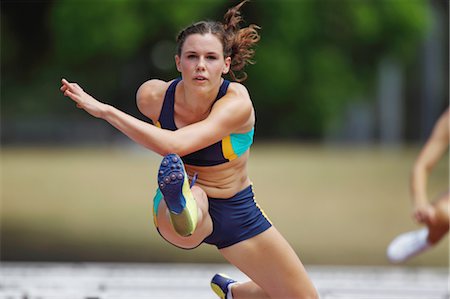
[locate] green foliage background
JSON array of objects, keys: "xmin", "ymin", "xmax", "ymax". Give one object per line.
[{"xmin": 1, "ymin": 0, "xmax": 439, "ymax": 138}]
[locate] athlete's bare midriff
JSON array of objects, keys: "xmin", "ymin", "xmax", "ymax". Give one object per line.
[{"xmin": 185, "ymin": 150, "xmax": 251, "ymax": 199}]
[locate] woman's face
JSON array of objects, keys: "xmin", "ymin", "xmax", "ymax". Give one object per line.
[{"xmin": 176, "ymin": 33, "xmax": 231, "ymax": 90}]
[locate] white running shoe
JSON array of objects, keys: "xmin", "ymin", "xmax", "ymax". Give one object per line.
[{"xmin": 387, "ymin": 228, "xmax": 431, "ymax": 263}]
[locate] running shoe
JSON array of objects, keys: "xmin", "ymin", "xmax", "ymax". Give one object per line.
[
  {"xmin": 157, "ymin": 153, "xmax": 197, "ymax": 236},
  {"xmin": 387, "ymin": 228, "xmax": 431, "ymax": 263},
  {"xmin": 211, "ymin": 273, "xmax": 236, "ymax": 299}
]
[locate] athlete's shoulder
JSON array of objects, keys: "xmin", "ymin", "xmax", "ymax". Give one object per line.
[
  {"xmin": 136, "ymin": 79, "xmax": 174, "ymax": 121},
  {"xmin": 227, "ymin": 81, "xmax": 251, "ymax": 99},
  {"xmin": 224, "ymin": 82, "xmax": 252, "ymax": 110},
  {"xmin": 137, "ymin": 79, "xmax": 172, "ymax": 102}
]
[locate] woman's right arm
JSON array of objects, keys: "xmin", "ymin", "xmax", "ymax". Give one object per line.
[
  {"xmin": 60, "ymin": 78, "xmax": 253, "ymax": 157},
  {"xmin": 61, "ymin": 78, "xmax": 176, "ymax": 155}
]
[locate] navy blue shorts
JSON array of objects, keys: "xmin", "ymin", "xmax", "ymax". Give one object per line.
[
  {"xmin": 203, "ymin": 185, "xmax": 272, "ymax": 249},
  {"xmin": 153, "ymin": 185, "xmax": 272, "ymax": 249}
]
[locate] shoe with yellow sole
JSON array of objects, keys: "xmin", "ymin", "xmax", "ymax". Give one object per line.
[
  {"xmin": 211, "ymin": 273, "xmax": 237, "ymax": 299},
  {"xmin": 157, "ymin": 153, "xmax": 198, "ymax": 236}
]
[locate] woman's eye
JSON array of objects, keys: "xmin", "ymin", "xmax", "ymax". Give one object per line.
[{"xmin": 187, "ymin": 55, "xmax": 197, "ymax": 59}]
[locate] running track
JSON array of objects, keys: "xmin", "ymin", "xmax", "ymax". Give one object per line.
[{"xmin": 0, "ymin": 262, "xmax": 448, "ymax": 298}]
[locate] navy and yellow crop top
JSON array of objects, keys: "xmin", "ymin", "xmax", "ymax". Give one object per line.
[{"xmin": 155, "ymin": 78, "xmax": 254, "ymax": 166}]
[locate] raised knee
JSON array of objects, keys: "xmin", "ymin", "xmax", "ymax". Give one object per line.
[
  {"xmin": 191, "ymin": 185, "xmax": 207, "ymax": 199},
  {"xmin": 191, "ymin": 185, "xmax": 209, "ymax": 215},
  {"xmin": 157, "ymin": 221, "xmax": 203, "ymax": 249}
]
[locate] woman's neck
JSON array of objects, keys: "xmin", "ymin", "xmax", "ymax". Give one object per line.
[
  {"xmin": 174, "ymin": 80, "xmax": 221, "ymax": 126},
  {"xmin": 180, "ymin": 81, "xmax": 220, "ymax": 113}
]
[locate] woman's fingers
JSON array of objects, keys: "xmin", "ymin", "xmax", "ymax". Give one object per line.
[
  {"xmin": 413, "ymin": 210, "xmax": 427, "ymax": 223},
  {"xmin": 60, "ymin": 79, "xmax": 105, "ymax": 118},
  {"xmin": 414, "ymin": 207, "xmax": 437, "ymax": 225},
  {"xmin": 61, "ymin": 79, "xmax": 71, "ymax": 91},
  {"xmin": 64, "ymin": 89, "xmax": 80, "ymax": 103},
  {"xmin": 63, "ymin": 89, "xmax": 73, "ymax": 98},
  {"xmin": 61, "ymin": 79, "xmax": 73, "ymax": 93},
  {"xmin": 61, "ymin": 78, "xmax": 83, "ymax": 93}
]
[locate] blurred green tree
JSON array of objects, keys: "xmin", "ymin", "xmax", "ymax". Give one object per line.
[
  {"xmin": 1, "ymin": 0, "xmax": 432, "ymax": 139},
  {"xmin": 248, "ymin": 0, "xmax": 430, "ymax": 137}
]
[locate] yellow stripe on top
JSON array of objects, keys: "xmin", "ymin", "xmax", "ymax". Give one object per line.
[
  {"xmin": 222, "ymin": 135, "xmax": 238, "ymax": 161},
  {"xmin": 155, "ymin": 121, "xmax": 161, "ymax": 128}
]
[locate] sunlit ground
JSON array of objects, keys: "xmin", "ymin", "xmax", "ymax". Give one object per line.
[{"xmin": 1, "ymin": 143, "xmax": 448, "ymax": 266}]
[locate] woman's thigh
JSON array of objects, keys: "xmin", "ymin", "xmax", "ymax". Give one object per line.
[
  {"xmin": 428, "ymin": 193, "xmax": 449, "ymax": 244},
  {"xmin": 433, "ymin": 193, "xmax": 449, "ymax": 224},
  {"xmin": 155, "ymin": 186, "xmax": 213, "ymax": 249},
  {"xmin": 219, "ymin": 227, "xmax": 318, "ymax": 299}
]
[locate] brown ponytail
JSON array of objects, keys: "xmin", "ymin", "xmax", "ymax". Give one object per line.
[
  {"xmin": 176, "ymin": 0, "xmax": 260, "ymax": 82},
  {"xmin": 223, "ymin": 0, "xmax": 260, "ymax": 82}
]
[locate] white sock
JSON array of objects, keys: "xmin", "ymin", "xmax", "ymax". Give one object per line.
[
  {"xmin": 387, "ymin": 227, "xmax": 431, "ymax": 263},
  {"xmin": 227, "ymin": 282, "xmax": 237, "ymax": 299}
]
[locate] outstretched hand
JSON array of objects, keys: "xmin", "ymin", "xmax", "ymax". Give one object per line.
[
  {"xmin": 60, "ymin": 78, "xmax": 108, "ymax": 118},
  {"xmin": 413, "ymin": 203, "xmax": 436, "ymax": 225}
]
